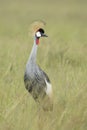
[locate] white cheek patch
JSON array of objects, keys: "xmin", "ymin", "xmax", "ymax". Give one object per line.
[
  {"xmin": 45, "ymin": 79, "xmax": 53, "ymax": 98},
  {"xmin": 36, "ymin": 31, "xmax": 41, "ymax": 37}
]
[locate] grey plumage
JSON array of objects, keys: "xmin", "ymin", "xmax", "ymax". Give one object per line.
[
  {"xmin": 24, "ymin": 28, "xmax": 53, "ymax": 110},
  {"xmin": 24, "ymin": 64, "xmax": 50, "ymax": 102}
]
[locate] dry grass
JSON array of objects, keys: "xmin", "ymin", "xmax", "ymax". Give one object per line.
[{"xmin": 0, "ymin": 0, "xmax": 87, "ymax": 130}]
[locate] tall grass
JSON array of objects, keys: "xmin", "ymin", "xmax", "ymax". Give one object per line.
[{"xmin": 0, "ymin": 0, "xmax": 87, "ymax": 130}]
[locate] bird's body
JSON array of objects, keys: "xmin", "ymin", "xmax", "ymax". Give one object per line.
[{"xmin": 24, "ymin": 25, "xmax": 53, "ymax": 110}]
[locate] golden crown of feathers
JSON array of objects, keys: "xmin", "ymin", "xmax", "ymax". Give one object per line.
[{"xmin": 29, "ymin": 20, "xmax": 46, "ymax": 36}]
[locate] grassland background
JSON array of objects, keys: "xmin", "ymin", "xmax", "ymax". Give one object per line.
[{"xmin": 0, "ymin": 0, "xmax": 87, "ymax": 130}]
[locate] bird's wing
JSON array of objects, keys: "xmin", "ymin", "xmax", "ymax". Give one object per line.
[
  {"xmin": 24, "ymin": 67, "xmax": 53, "ymax": 110},
  {"xmin": 24, "ymin": 65, "xmax": 53, "ymax": 100},
  {"xmin": 37, "ymin": 67, "xmax": 53, "ymax": 110},
  {"xmin": 24, "ymin": 70, "xmax": 47, "ymax": 100},
  {"xmin": 38, "ymin": 67, "xmax": 53, "ymax": 99}
]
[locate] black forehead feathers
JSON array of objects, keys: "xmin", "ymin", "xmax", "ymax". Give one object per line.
[{"xmin": 37, "ymin": 28, "xmax": 44, "ymax": 34}]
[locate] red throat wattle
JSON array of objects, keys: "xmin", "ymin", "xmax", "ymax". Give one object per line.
[{"xmin": 36, "ymin": 38, "xmax": 39, "ymax": 45}]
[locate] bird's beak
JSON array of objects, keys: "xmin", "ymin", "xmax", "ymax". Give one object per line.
[{"xmin": 41, "ymin": 33, "xmax": 48, "ymax": 37}]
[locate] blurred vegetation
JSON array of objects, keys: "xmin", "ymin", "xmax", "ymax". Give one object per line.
[{"xmin": 0, "ymin": 0, "xmax": 87, "ymax": 130}]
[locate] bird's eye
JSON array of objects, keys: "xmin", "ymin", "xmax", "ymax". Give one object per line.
[{"xmin": 36, "ymin": 31, "xmax": 41, "ymax": 37}]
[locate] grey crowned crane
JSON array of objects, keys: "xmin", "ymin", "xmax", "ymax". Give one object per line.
[{"xmin": 24, "ymin": 21, "xmax": 53, "ymax": 111}]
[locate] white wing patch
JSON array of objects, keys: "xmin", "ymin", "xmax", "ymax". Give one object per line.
[{"xmin": 45, "ymin": 79, "xmax": 53, "ymax": 98}]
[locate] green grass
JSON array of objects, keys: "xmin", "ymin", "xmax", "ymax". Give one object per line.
[{"xmin": 0, "ymin": 0, "xmax": 87, "ymax": 130}]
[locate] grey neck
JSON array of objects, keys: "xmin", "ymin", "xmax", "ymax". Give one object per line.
[{"xmin": 27, "ymin": 36, "xmax": 38, "ymax": 64}]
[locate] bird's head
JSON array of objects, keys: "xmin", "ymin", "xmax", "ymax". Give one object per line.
[
  {"xmin": 35, "ymin": 28, "xmax": 48, "ymax": 45},
  {"xmin": 29, "ymin": 20, "xmax": 48, "ymax": 45},
  {"xmin": 35, "ymin": 28, "xmax": 48, "ymax": 38}
]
